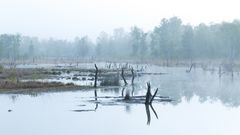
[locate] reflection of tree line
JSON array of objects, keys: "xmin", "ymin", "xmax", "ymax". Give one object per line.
[
  {"xmin": 157, "ymin": 70, "xmax": 240, "ymax": 107},
  {"xmin": 8, "ymin": 74, "xmax": 240, "ymax": 109}
]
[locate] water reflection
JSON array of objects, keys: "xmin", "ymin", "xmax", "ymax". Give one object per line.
[
  {"xmin": 2, "ymin": 66, "xmax": 240, "ymax": 112},
  {"xmin": 145, "ymin": 104, "xmax": 158, "ymax": 125},
  {"xmin": 9, "ymin": 95, "xmax": 19, "ymax": 103},
  {"xmin": 73, "ymin": 89, "xmax": 98, "ymax": 112},
  {"xmin": 72, "ymin": 86, "xmax": 163, "ymax": 125}
]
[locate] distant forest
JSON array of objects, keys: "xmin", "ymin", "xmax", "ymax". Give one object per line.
[{"xmin": 1, "ymin": 17, "xmax": 240, "ymax": 63}]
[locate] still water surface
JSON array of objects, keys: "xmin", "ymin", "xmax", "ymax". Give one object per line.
[{"xmin": 1, "ymin": 65, "xmax": 240, "ymax": 135}]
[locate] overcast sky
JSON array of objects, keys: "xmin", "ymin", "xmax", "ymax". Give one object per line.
[{"xmin": 0, "ymin": 0, "xmax": 239, "ymax": 40}]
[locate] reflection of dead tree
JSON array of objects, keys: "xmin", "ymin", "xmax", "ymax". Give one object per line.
[
  {"xmin": 131, "ymin": 85, "xmax": 135, "ymax": 96},
  {"xmin": 121, "ymin": 68, "xmax": 128, "ymax": 85},
  {"xmin": 145, "ymin": 104, "xmax": 151, "ymax": 125},
  {"xmin": 186, "ymin": 63, "xmax": 195, "ymax": 73},
  {"xmin": 121, "ymin": 87, "xmax": 125, "ymax": 97},
  {"xmin": 145, "ymin": 104, "xmax": 158, "ymax": 125},
  {"xmin": 218, "ymin": 65, "xmax": 222, "ymax": 78},
  {"xmin": 94, "ymin": 64, "xmax": 98, "ymax": 88},
  {"xmin": 144, "ymin": 83, "xmax": 159, "ymax": 125},
  {"xmin": 94, "ymin": 89, "xmax": 98, "ymax": 110},
  {"xmin": 73, "ymin": 89, "xmax": 98, "ymax": 112},
  {"xmin": 150, "ymin": 104, "xmax": 158, "ymax": 119},
  {"xmin": 221, "ymin": 63, "xmax": 235, "ymax": 79},
  {"xmin": 131, "ymin": 68, "xmax": 135, "ymax": 85}
]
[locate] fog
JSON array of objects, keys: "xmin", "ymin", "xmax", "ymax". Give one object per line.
[
  {"xmin": 1, "ymin": 1, "xmax": 240, "ymax": 134},
  {"xmin": 0, "ymin": 0, "xmax": 239, "ymax": 40},
  {"xmin": 1, "ymin": 0, "xmax": 240, "ymax": 63},
  {"xmin": 1, "ymin": 17, "xmax": 240, "ymax": 64}
]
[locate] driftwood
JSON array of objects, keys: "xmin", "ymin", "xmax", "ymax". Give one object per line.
[
  {"xmin": 121, "ymin": 68, "xmax": 128, "ymax": 85},
  {"xmin": 94, "ymin": 64, "xmax": 98, "ymax": 88}
]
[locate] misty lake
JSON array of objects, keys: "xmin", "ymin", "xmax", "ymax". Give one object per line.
[{"xmin": 1, "ymin": 64, "xmax": 240, "ymax": 135}]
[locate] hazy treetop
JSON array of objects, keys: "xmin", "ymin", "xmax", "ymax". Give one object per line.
[{"xmin": 0, "ymin": 0, "xmax": 239, "ymax": 40}]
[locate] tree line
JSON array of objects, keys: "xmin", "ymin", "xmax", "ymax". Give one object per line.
[{"xmin": 0, "ymin": 17, "xmax": 240, "ymax": 62}]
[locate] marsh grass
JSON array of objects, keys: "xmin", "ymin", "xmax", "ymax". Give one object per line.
[{"xmin": 8, "ymin": 68, "xmax": 18, "ymax": 83}]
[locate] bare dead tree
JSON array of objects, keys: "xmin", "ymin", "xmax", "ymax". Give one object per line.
[
  {"xmin": 145, "ymin": 82, "xmax": 152, "ymax": 104},
  {"xmin": 94, "ymin": 64, "xmax": 98, "ymax": 88},
  {"xmin": 121, "ymin": 68, "xmax": 128, "ymax": 85}
]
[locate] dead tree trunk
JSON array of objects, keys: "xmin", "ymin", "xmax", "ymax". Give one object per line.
[
  {"xmin": 94, "ymin": 64, "xmax": 98, "ymax": 88},
  {"xmin": 145, "ymin": 82, "xmax": 152, "ymax": 104},
  {"xmin": 131, "ymin": 68, "xmax": 135, "ymax": 85},
  {"xmin": 121, "ymin": 68, "xmax": 128, "ymax": 85}
]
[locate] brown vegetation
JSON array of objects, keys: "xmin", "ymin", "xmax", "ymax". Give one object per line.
[{"xmin": 0, "ymin": 80, "xmax": 75, "ymax": 90}]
